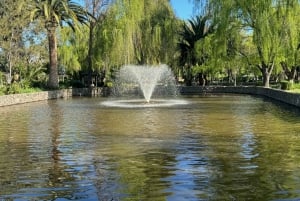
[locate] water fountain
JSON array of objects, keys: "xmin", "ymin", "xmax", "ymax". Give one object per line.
[{"xmin": 102, "ymin": 64, "xmax": 188, "ymax": 108}]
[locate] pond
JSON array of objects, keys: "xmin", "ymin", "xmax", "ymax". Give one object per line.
[{"xmin": 0, "ymin": 95, "xmax": 300, "ymax": 200}]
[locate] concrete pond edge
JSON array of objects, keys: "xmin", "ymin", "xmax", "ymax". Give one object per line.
[
  {"xmin": 179, "ymin": 86, "xmax": 300, "ymax": 108},
  {"xmin": 0, "ymin": 86, "xmax": 299, "ymax": 108},
  {"xmin": 0, "ymin": 87, "xmax": 108, "ymax": 107}
]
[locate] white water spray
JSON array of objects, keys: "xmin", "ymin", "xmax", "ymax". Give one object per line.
[{"xmin": 113, "ymin": 64, "xmax": 178, "ymax": 102}]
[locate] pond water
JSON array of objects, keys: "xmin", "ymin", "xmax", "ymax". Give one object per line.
[{"xmin": 0, "ymin": 95, "xmax": 300, "ymax": 200}]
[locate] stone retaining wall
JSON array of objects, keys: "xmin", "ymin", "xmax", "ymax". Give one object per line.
[
  {"xmin": 180, "ymin": 86, "xmax": 300, "ymax": 107},
  {"xmin": 0, "ymin": 87, "xmax": 109, "ymax": 107},
  {"xmin": 1, "ymin": 86, "xmax": 299, "ymax": 108}
]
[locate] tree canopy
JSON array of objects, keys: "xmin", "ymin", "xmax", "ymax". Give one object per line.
[{"xmin": 2, "ymin": 0, "xmax": 300, "ymax": 91}]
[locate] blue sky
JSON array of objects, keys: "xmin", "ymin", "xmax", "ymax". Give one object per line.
[
  {"xmin": 170, "ymin": 0, "xmax": 194, "ymax": 20},
  {"xmin": 75, "ymin": 0, "xmax": 195, "ymax": 20}
]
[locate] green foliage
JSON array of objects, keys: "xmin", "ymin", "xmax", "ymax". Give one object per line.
[
  {"xmin": 58, "ymin": 26, "xmax": 87, "ymax": 74},
  {"xmin": 4, "ymin": 82, "xmax": 42, "ymax": 95},
  {"xmin": 279, "ymin": 81, "xmax": 300, "ymax": 92},
  {"xmin": 207, "ymin": 0, "xmax": 295, "ymax": 87},
  {"xmin": 104, "ymin": 80, "xmax": 113, "ymax": 87},
  {"xmin": 95, "ymin": 0, "xmax": 179, "ymax": 68},
  {"xmin": 0, "ymin": 88, "xmax": 5, "ymax": 96},
  {"xmin": 177, "ymin": 15, "xmax": 214, "ymax": 85},
  {"xmin": 3, "ymin": 0, "xmax": 300, "ymax": 91},
  {"xmin": 18, "ymin": 63, "xmax": 48, "ymax": 88},
  {"xmin": 30, "ymin": 0, "xmax": 89, "ymax": 89},
  {"xmin": 178, "ymin": 15, "xmax": 213, "ymax": 66},
  {"xmin": 0, "ymin": 0, "xmax": 32, "ymax": 82},
  {"xmin": 30, "ymin": 0, "xmax": 89, "ymax": 32},
  {"xmin": 292, "ymin": 83, "xmax": 300, "ymax": 89},
  {"xmin": 280, "ymin": 81, "xmax": 293, "ymax": 90},
  {"xmin": 70, "ymin": 80, "xmax": 85, "ymax": 88}
]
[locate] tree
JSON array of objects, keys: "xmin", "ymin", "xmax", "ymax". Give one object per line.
[
  {"xmin": 83, "ymin": 0, "xmax": 111, "ymax": 86},
  {"xmin": 30, "ymin": 0, "xmax": 89, "ymax": 89},
  {"xmin": 0, "ymin": 0, "xmax": 31, "ymax": 82},
  {"xmin": 277, "ymin": 0, "xmax": 300, "ymax": 83},
  {"xmin": 178, "ymin": 15, "xmax": 213, "ymax": 85},
  {"xmin": 58, "ymin": 26, "xmax": 86, "ymax": 77},
  {"xmin": 208, "ymin": 0, "xmax": 286, "ymax": 87},
  {"xmin": 134, "ymin": 0, "xmax": 179, "ymax": 65},
  {"xmin": 95, "ymin": 0, "xmax": 178, "ymax": 67}
]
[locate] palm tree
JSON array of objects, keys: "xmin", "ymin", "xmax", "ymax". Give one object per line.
[
  {"xmin": 30, "ymin": 0, "xmax": 89, "ymax": 89},
  {"xmin": 178, "ymin": 15, "xmax": 213, "ymax": 85}
]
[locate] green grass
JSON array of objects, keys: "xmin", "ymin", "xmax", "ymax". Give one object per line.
[
  {"xmin": 288, "ymin": 88, "xmax": 300, "ymax": 93},
  {"xmin": 280, "ymin": 82, "xmax": 300, "ymax": 93},
  {"xmin": 0, "ymin": 84, "xmax": 44, "ymax": 96}
]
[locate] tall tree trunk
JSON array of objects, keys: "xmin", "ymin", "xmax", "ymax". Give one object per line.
[
  {"xmin": 87, "ymin": 22, "xmax": 95, "ymax": 87},
  {"xmin": 185, "ymin": 65, "xmax": 192, "ymax": 86},
  {"xmin": 258, "ymin": 62, "xmax": 273, "ymax": 88},
  {"xmin": 280, "ymin": 61, "xmax": 297, "ymax": 82},
  {"xmin": 262, "ymin": 71, "xmax": 270, "ymax": 88},
  {"xmin": 86, "ymin": 0, "xmax": 107, "ymax": 87},
  {"xmin": 233, "ymin": 71, "xmax": 237, "ymax": 86},
  {"xmin": 47, "ymin": 27, "xmax": 59, "ymax": 89}
]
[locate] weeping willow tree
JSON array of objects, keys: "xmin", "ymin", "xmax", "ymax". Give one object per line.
[
  {"xmin": 135, "ymin": 0, "xmax": 180, "ymax": 65},
  {"xmin": 251, "ymin": 1, "xmax": 283, "ymax": 87},
  {"xmin": 207, "ymin": 0, "xmax": 293, "ymax": 87},
  {"xmin": 94, "ymin": 0, "xmax": 179, "ymax": 69},
  {"xmin": 98, "ymin": 0, "xmax": 142, "ymax": 66},
  {"xmin": 278, "ymin": 0, "xmax": 300, "ymax": 82},
  {"xmin": 211, "ymin": 8, "xmax": 248, "ymax": 85},
  {"xmin": 58, "ymin": 26, "xmax": 89, "ymax": 78},
  {"xmin": 83, "ymin": 0, "xmax": 111, "ymax": 86},
  {"xmin": 187, "ymin": 0, "xmax": 248, "ymax": 85}
]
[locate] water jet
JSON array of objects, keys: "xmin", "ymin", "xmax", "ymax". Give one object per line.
[{"xmin": 103, "ymin": 64, "xmax": 188, "ymax": 108}]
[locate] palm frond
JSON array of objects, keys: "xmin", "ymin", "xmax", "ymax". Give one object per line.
[{"xmin": 30, "ymin": 0, "xmax": 90, "ymax": 30}]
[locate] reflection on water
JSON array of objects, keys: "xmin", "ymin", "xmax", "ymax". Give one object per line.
[{"xmin": 0, "ymin": 95, "xmax": 300, "ymax": 200}]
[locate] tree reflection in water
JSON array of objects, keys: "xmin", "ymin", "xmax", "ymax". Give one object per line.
[{"xmin": 0, "ymin": 96, "xmax": 300, "ymax": 200}]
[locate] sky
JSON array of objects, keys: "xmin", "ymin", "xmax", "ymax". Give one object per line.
[
  {"xmin": 75, "ymin": 0, "xmax": 195, "ymax": 20},
  {"xmin": 170, "ymin": 0, "xmax": 195, "ymax": 20}
]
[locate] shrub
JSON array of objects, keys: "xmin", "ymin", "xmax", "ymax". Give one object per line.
[
  {"xmin": 292, "ymin": 83, "xmax": 300, "ymax": 90},
  {"xmin": 0, "ymin": 86, "xmax": 6, "ymax": 95},
  {"xmin": 5, "ymin": 83, "xmax": 42, "ymax": 94},
  {"xmin": 70, "ymin": 80, "xmax": 85, "ymax": 88},
  {"xmin": 280, "ymin": 81, "xmax": 293, "ymax": 90},
  {"xmin": 105, "ymin": 80, "xmax": 113, "ymax": 87},
  {"xmin": 59, "ymin": 80, "xmax": 71, "ymax": 89},
  {"xmin": 6, "ymin": 83, "xmax": 22, "ymax": 94}
]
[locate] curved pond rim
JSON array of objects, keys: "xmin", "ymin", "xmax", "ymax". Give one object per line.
[
  {"xmin": 179, "ymin": 86, "xmax": 300, "ymax": 108},
  {"xmin": 0, "ymin": 86, "xmax": 300, "ymax": 108}
]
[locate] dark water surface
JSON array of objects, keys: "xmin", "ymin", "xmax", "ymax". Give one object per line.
[{"xmin": 0, "ymin": 95, "xmax": 300, "ymax": 200}]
